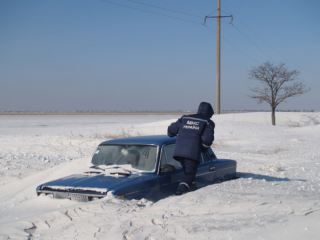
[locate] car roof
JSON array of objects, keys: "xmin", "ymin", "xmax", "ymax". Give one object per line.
[{"xmin": 100, "ymin": 135, "xmax": 176, "ymax": 146}]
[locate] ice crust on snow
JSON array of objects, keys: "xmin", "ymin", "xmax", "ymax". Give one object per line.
[{"xmin": 0, "ymin": 112, "xmax": 320, "ymax": 240}]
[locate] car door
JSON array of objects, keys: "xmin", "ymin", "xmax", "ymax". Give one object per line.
[
  {"xmin": 157, "ymin": 144, "xmax": 184, "ymax": 196},
  {"xmin": 196, "ymin": 148, "xmax": 216, "ymax": 186}
]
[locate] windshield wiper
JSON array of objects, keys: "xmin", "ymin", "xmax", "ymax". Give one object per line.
[
  {"xmin": 89, "ymin": 165, "xmax": 105, "ymax": 171},
  {"xmin": 109, "ymin": 171, "xmax": 131, "ymax": 176},
  {"xmin": 108, "ymin": 166, "xmax": 132, "ymax": 176}
]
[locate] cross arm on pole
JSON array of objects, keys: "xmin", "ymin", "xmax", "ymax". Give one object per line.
[{"xmin": 203, "ymin": 15, "xmax": 233, "ymax": 25}]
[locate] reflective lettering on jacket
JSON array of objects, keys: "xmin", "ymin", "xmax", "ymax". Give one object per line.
[
  {"xmin": 181, "ymin": 117, "xmax": 208, "ymax": 133},
  {"xmin": 183, "ymin": 120, "xmax": 200, "ymax": 130}
]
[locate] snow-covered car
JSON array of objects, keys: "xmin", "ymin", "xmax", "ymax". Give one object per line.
[{"xmin": 36, "ymin": 135, "xmax": 237, "ymax": 201}]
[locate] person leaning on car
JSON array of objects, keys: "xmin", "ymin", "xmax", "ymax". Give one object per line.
[{"xmin": 167, "ymin": 102, "xmax": 215, "ymax": 195}]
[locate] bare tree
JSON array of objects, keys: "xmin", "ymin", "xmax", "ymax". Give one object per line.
[{"xmin": 249, "ymin": 62, "xmax": 308, "ymax": 125}]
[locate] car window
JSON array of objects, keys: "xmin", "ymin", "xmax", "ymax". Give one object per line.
[
  {"xmin": 91, "ymin": 145, "xmax": 157, "ymax": 172},
  {"xmin": 202, "ymin": 148, "xmax": 216, "ymax": 162},
  {"xmin": 160, "ymin": 144, "xmax": 182, "ymax": 170}
]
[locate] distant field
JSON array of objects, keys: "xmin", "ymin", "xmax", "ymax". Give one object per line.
[
  {"xmin": 0, "ymin": 112, "xmax": 185, "ymax": 116},
  {"xmin": 0, "ymin": 109, "xmax": 316, "ymax": 116}
]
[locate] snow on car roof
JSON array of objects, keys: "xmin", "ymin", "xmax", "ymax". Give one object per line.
[{"xmin": 100, "ymin": 135, "xmax": 176, "ymax": 146}]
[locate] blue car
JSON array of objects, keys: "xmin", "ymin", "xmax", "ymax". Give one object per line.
[{"xmin": 36, "ymin": 135, "xmax": 237, "ymax": 201}]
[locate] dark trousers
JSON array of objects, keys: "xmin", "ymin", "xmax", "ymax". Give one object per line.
[{"xmin": 180, "ymin": 158, "xmax": 199, "ymax": 186}]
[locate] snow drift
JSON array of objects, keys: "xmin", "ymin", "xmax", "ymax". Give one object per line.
[{"xmin": 0, "ymin": 112, "xmax": 319, "ymax": 239}]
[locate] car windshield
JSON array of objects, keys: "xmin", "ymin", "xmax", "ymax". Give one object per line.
[{"xmin": 91, "ymin": 144, "xmax": 158, "ymax": 172}]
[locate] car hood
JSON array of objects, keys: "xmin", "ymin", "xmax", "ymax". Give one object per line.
[{"xmin": 37, "ymin": 172, "xmax": 143, "ymax": 195}]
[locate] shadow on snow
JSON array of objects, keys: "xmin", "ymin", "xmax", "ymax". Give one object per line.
[{"xmin": 236, "ymin": 172, "xmax": 306, "ymax": 182}]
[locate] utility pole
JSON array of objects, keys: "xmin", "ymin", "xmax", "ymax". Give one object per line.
[
  {"xmin": 204, "ymin": 0, "xmax": 232, "ymax": 114},
  {"xmin": 216, "ymin": 0, "xmax": 221, "ymax": 114}
]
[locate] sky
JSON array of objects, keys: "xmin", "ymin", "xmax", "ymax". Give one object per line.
[{"xmin": 0, "ymin": 0, "xmax": 319, "ymax": 112}]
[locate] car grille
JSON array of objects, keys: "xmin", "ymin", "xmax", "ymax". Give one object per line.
[{"xmin": 53, "ymin": 192, "xmax": 90, "ymax": 202}]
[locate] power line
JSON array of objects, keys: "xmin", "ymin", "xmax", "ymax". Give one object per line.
[
  {"xmin": 231, "ymin": 24, "xmax": 270, "ymax": 60},
  {"xmin": 125, "ymin": 0, "xmax": 203, "ymax": 18},
  {"xmin": 219, "ymin": 7, "xmax": 282, "ymax": 62},
  {"xmin": 222, "ymin": 34, "xmax": 263, "ymax": 64},
  {"xmin": 231, "ymin": 23, "xmax": 284, "ymax": 62},
  {"xmin": 202, "ymin": 22, "xmax": 264, "ymax": 65},
  {"xmin": 100, "ymin": 0, "xmax": 203, "ymax": 26},
  {"xmin": 221, "ymin": 7, "xmax": 284, "ymax": 62}
]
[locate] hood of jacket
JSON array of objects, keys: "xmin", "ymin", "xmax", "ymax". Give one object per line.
[{"xmin": 197, "ymin": 102, "xmax": 214, "ymax": 118}]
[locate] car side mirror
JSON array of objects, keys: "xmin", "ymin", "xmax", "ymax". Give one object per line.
[{"xmin": 160, "ymin": 164, "xmax": 176, "ymax": 174}]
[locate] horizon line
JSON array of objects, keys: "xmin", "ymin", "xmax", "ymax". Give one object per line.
[{"xmin": 0, "ymin": 109, "xmax": 317, "ymax": 115}]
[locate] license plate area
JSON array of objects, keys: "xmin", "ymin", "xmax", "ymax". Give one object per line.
[{"xmin": 53, "ymin": 192, "xmax": 90, "ymax": 202}]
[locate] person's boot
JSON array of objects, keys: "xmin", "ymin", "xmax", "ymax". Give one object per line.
[
  {"xmin": 175, "ymin": 182, "xmax": 190, "ymax": 195},
  {"xmin": 190, "ymin": 181, "xmax": 197, "ymax": 191}
]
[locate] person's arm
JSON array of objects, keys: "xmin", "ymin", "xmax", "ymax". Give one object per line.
[
  {"xmin": 201, "ymin": 121, "xmax": 215, "ymax": 148},
  {"xmin": 167, "ymin": 117, "xmax": 183, "ymax": 137}
]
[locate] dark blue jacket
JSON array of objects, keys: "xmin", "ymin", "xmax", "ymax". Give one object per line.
[{"xmin": 167, "ymin": 102, "xmax": 215, "ymax": 162}]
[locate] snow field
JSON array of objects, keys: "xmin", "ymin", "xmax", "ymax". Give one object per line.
[{"xmin": 0, "ymin": 112, "xmax": 319, "ymax": 239}]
